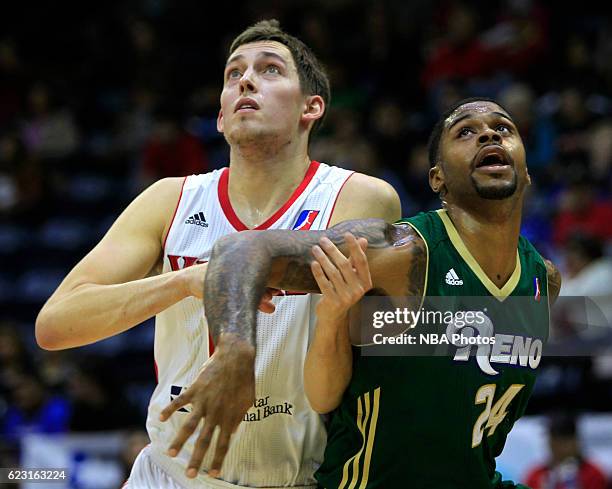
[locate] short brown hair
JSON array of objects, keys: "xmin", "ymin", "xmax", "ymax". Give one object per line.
[{"xmin": 229, "ymin": 19, "xmax": 330, "ymax": 135}]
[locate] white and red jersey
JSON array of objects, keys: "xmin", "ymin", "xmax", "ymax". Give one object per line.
[{"xmin": 146, "ymin": 161, "xmax": 353, "ymax": 488}]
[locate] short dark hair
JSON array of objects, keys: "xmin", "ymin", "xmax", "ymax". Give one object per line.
[
  {"xmin": 229, "ymin": 19, "xmax": 330, "ymax": 135},
  {"xmin": 427, "ymin": 97, "xmax": 512, "ymax": 168}
]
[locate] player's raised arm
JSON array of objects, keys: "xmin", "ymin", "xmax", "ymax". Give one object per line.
[{"xmin": 159, "ymin": 218, "xmax": 425, "ymax": 477}]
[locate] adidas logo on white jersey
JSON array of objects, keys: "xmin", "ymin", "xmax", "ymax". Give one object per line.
[
  {"xmin": 185, "ymin": 212, "xmax": 208, "ymax": 227},
  {"xmin": 445, "ymin": 268, "xmax": 463, "ymax": 286}
]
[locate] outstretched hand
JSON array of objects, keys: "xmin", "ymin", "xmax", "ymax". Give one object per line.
[
  {"xmin": 159, "ymin": 336, "xmax": 255, "ymax": 479},
  {"xmin": 158, "ymin": 288, "xmax": 279, "ymax": 479}
]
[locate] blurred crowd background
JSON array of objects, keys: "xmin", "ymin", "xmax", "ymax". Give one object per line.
[{"xmin": 1, "ymin": 0, "xmax": 611, "ymax": 487}]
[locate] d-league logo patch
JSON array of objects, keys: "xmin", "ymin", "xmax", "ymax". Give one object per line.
[
  {"xmin": 534, "ymin": 277, "xmax": 541, "ymax": 302},
  {"xmin": 292, "ymin": 210, "xmax": 320, "ymax": 230},
  {"xmin": 185, "ymin": 212, "xmax": 208, "ymax": 227}
]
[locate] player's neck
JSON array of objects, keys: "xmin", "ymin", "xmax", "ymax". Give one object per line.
[
  {"xmin": 444, "ymin": 199, "xmax": 523, "ymax": 288},
  {"xmin": 227, "ymin": 143, "xmax": 312, "ymax": 229}
]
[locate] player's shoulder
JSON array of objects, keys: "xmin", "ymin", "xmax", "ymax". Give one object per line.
[
  {"xmin": 127, "ymin": 177, "xmax": 186, "ymax": 231},
  {"xmin": 342, "ymin": 172, "xmax": 398, "ymax": 201},
  {"xmin": 332, "ymin": 172, "xmax": 401, "ymax": 223},
  {"xmin": 141, "ymin": 177, "xmax": 186, "ymax": 209},
  {"xmin": 149, "ymin": 176, "xmax": 186, "ymax": 194}
]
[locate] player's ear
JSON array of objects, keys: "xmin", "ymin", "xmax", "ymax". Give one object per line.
[
  {"xmin": 526, "ymin": 171, "xmax": 532, "ymax": 186},
  {"xmin": 429, "ymin": 163, "xmax": 445, "ymax": 195},
  {"xmin": 217, "ymin": 108, "xmax": 224, "ymax": 133},
  {"xmin": 301, "ymin": 95, "xmax": 324, "ymax": 126}
]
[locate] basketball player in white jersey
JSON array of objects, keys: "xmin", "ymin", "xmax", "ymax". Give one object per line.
[{"xmin": 35, "ymin": 19, "xmax": 400, "ymax": 489}]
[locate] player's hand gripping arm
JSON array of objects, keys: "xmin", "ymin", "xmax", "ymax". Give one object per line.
[
  {"xmin": 159, "ymin": 220, "xmax": 426, "ymax": 478},
  {"xmin": 304, "ymin": 234, "xmax": 371, "ymax": 413}
]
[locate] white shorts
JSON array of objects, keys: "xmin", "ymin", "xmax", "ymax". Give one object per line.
[
  {"xmin": 124, "ymin": 445, "xmax": 307, "ymax": 489},
  {"xmin": 125, "ymin": 445, "xmax": 226, "ymax": 489},
  {"xmin": 123, "ymin": 445, "xmax": 186, "ymax": 489}
]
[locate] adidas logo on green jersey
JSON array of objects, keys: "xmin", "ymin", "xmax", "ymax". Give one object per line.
[{"xmin": 445, "ymin": 268, "xmax": 463, "ymax": 286}]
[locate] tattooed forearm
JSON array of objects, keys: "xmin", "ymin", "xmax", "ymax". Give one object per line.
[
  {"xmin": 203, "ymin": 219, "xmax": 393, "ymax": 346},
  {"xmin": 275, "ymin": 219, "xmax": 393, "ymax": 291},
  {"xmin": 381, "ymin": 224, "xmax": 428, "ymax": 312}
]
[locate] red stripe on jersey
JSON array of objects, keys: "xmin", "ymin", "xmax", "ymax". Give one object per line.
[
  {"xmin": 218, "ymin": 161, "xmax": 321, "ymax": 231},
  {"xmin": 162, "ymin": 176, "xmax": 188, "ymax": 251},
  {"xmin": 208, "ymin": 332, "xmax": 215, "ymax": 356},
  {"xmin": 325, "ymin": 171, "xmax": 355, "ymax": 229}
]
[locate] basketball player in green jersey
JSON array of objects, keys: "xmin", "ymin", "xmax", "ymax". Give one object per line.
[{"xmin": 162, "ymin": 98, "xmax": 561, "ymax": 488}]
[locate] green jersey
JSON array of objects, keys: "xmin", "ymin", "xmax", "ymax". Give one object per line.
[{"xmin": 316, "ymin": 209, "xmax": 550, "ymax": 489}]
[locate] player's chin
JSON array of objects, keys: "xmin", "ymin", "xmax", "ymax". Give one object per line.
[
  {"xmin": 227, "ymin": 124, "xmax": 265, "ymax": 144},
  {"xmin": 471, "ymin": 172, "xmax": 518, "ymax": 200},
  {"xmin": 473, "ymin": 180, "xmax": 517, "ymax": 200}
]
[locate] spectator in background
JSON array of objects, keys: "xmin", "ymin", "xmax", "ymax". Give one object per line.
[
  {"xmin": 419, "ymin": 0, "xmax": 548, "ymax": 92},
  {"xmin": 557, "ymin": 234, "xmax": 612, "ymax": 339},
  {"xmin": 524, "ymin": 413, "xmax": 607, "ymax": 489},
  {"xmin": 0, "ymin": 322, "xmax": 33, "ymax": 395},
  {"xmin": 115, "ymin": 85, "xmax": 157, "ymax": 155},
  {"xmin": 0, "ymin": 39, "xmax": 23, "ymax": 130},
  {"xmin": 480, "ymin": 0, "xmax": 549, "ymax": 75},
  {"xmin": 138, "ymin": 105, "xmax": 208, "ymax": 189},
  {"xmin": 37, "ymin": 350, "xmax": 75, "ymax": 393},
  {"xmin": 0, "ymin": 323, "xmax": 28, "ymax": 483},
  {"xmin": 588, "ymin": 119, "xmax": 612, "ymax": 187},
  {"xmin": 0, "ymin": 131, "xmax": 21, "ymax": 215},
  {"xmin": 370, "ymin": 98, "xmax": 408, "ymax": 171},
  {"xmin": 553, "ymin": 178, "xmax": 612, "ymax": 246},
  {"xmin": 561, "ymin": 234, "xmax": 612, "ymax": 299},
  {"xmin": 593, "ymin": 19, "xmax": 612, "ymax": 90},
  {"xmin": 125, "ymin": 19, "xmax": 170, "ymax": 91},
  {"xmin": 402, "ymin": 143, "xmax": 437, "ymax": 213},
  {"xmin": 310, "ymin": 107, "xmax": 377, "ymax": 174},
  {"xmin": 421, "ymin": 3, "xmax": 494, "ymax": 89},
  {"xmin": 0, "ymin": 130, "xmax": 44, "ymax": 218},
  {"xmin": 553, "ymin": 88, "xmax": 599, "ymax": 183},
  {"xmin": 563, "ymin": 34, "xmax": 603, "ymax": 93},
  {"xmin": 67, "ymin": 361, "xmax": 142, "ymax": 432},
  {"xmin": 1, "ymin": 368, "xmax": 71, "ymax": 442},
  {"xmin": 21, "ymin": 82, "xmax": 80, "ymax": 159},
  {"xmin": 499, "ymin": 83, "xmax": 556, "ymax": 179}
]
